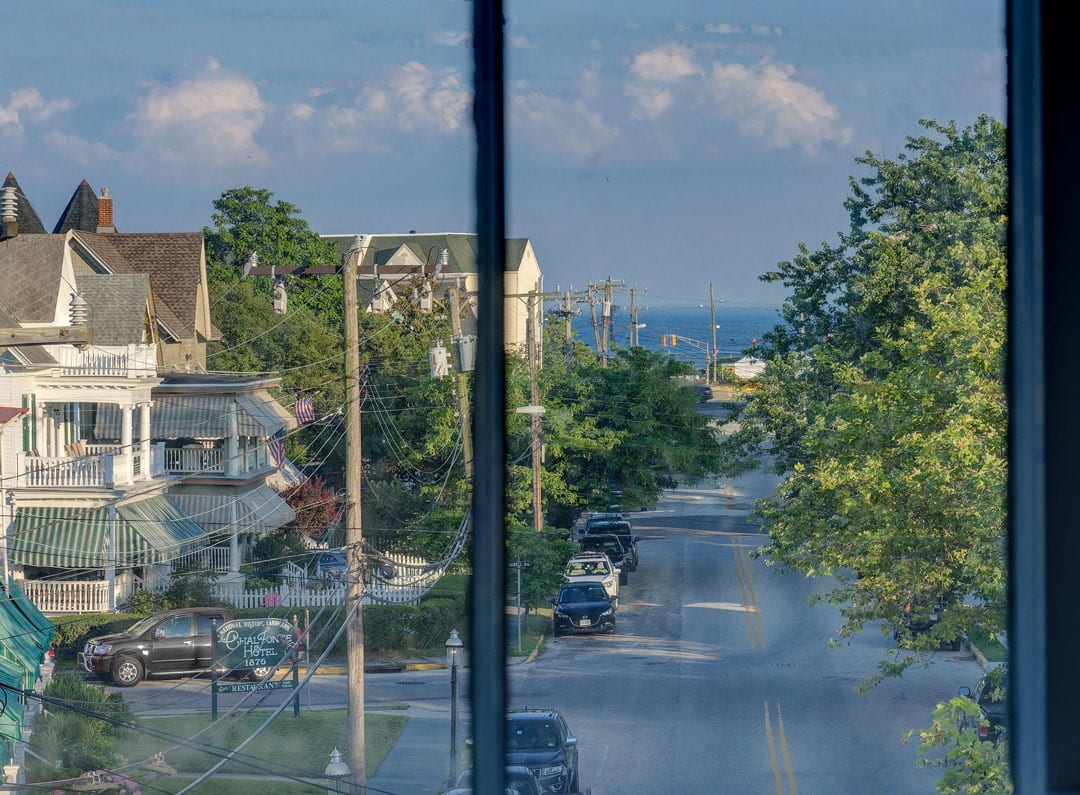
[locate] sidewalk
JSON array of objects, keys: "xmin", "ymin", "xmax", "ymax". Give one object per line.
[{"xmin": 367, "ymin": 704, "xmax": 455, "ymax": 795}]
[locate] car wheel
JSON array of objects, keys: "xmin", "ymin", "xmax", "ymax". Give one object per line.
[
  {"xmin": 248, "ymin": 666, "xmax": 274, "ymax": 680},
  {"xmin": 111, "ymin": 656, "xmax": 144, "ymax": 687}
]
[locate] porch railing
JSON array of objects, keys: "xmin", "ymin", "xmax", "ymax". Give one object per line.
[
  {"xmin": 21, "ymin": 580, "xmax": 111, "ymax": 614},
  {"xmin": 163, "ymin": 447, "xmax": 226, "ymax": 475},
  {"xmin": 173, "ymin": 545, "xmax": 232, "ymax": 573},
  {"xmin": 16, "ymin": 442, "xmax": 165, "ymax": 488},
  {"xmin": 51, "ymin": 344, "xmax": 157, "ymax": 378}
]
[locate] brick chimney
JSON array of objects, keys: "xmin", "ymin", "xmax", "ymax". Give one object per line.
[{"xmin": 97, "ymin": 187, "xmax": 115, "ymax": 233}]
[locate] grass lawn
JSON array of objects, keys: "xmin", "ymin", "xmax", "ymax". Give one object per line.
[
  {"xmin": 117, "ymin": 709, "xmax": 406, "ymax": 794},
  {"xmin": 968, "ymin": 629, "xmax": 1009, "ymax": 663}
]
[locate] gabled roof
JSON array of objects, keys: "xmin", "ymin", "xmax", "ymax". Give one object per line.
[
  {"xmin": 0, "ymin": 407, "xmax": 28, "ymax": 424},
  {"xmin": 322, "ymin": 233, "xmax": 533, "ymax": 278},
  {"xmin": 73, "ymin": 231, "xmax": 206, "ymax": 340},
  {"xmin": 53, "ymin": 179, "xmax": 100, "ymax": 234},
  {"xmin": 76, "ymin": 273, "xmax": 152, "ymax": 346},
  {"xmin": 1, "ymin": 173, "xmax": 46, "ymax": 234},
  {"xmin": 0, "ymin": 234, "xmax": 67, "ymax": 323}
]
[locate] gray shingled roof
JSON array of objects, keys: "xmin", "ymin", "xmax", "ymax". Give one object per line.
[
  {"xmin": 75, "ymin": 273, "xmax": 151, "ymax": 346},
  {"xmin": 53, "ymin": 180, "xmax": 99, "ymax": 234},
  {"xmin": 0, "ymin": 234, "xmax": 66, "ymax": 323},
  {"xmin": 1, "ymin": 173, "xmax": 46, "ymax": 234},
  {"xmin": 0, "ymin": 298, "xmax": 58, "ymax": 365},
  {"xmin": 322, "ymin": 233, "xmax": 531, "ymax": 277},
  {"xmin": 73, "ymin": 231, "xmax": 206, "ymax": 340}
]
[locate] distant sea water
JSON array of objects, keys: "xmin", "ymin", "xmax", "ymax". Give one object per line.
[{"xmin": 568, "ymin": 303, "xmax": 783, "ymax": 373}]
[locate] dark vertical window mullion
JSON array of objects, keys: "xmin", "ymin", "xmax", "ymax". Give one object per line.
[
  {"xmin": 472, "ymin": 2, "xmax": 508, "ymax": 795},
  {"xmin": 1007, "ymin": 0, "xmax": 1047, "ymax": 791}
]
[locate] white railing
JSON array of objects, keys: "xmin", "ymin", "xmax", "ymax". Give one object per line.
[
  {"xmin": 16, "ymin": 443, "xmax": 164, "ymax": 488},
  {"xmin": 51, "ymin": 343, "xmax": 157, "ymax": 378},
  {"xmin": 173, "ymin": 545, "xmax": 232, "ymax": 573},
  {"xmin": 214, "ymin": 554, "xmax": 443, "ymax": 608},
  {"xmin": 163, "ymin": 446, "xmax": 226, "ymax": 474},
  {"xmin": 22, "ymin": 580, "xmax": 110, "ymax": 614}
]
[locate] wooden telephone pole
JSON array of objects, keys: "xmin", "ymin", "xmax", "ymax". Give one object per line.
[{"xmin": 243, "ymin": 241, "xmax": 367, "ymax": 790}]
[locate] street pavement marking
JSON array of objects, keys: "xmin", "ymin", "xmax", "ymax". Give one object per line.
[
  {"xmin": 733, "ymin": 535, "xmax": 765, "ymax": 648},
  {"xmin": 764, "ymin": 701, "xmax": 799, "ymax": 795},
  {"xmin": 764, "ymin": 701, "xmax": 784, "ymax": 795}
]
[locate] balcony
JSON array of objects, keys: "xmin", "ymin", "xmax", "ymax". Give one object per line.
[
  {"xmin": 50, "ymin": 344, "xmax": 157, "ymax": 379},
  {"xmin": 16, "ymin": 443, "xmax": 165, "ymax": 488}
]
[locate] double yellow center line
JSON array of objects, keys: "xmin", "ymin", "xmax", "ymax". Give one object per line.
[
  {"xmin": 732, "ymin": 534, "xmax": 765, "ymax": 648},
  {"xmin": 764, "ymin": 701, "xmax": 798, "ymax": 795}
]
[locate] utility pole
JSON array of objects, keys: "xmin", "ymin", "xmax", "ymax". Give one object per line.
[
  {"xmin": 527, "ymin": 292, "xmax": 542, "ymax": 532},
  {"xmin": 709, "ymin": 283, "xmax": 717, "ymax": 385},
  {"xmin": 241, "ymin": 245, "xmax": 367, "ymax": 789},
  {"xmin": 587, "ymin": 284, "xmax": 602, "ymax": 356},
  {"xmin": 343, "ymin": 239, "xmax": 367, "ymax": 792},
  {"xmin": 447, "ymin": 285, "xmax": 475, "ymax": 483},
  {"xmin": 628, "ymin": 287, "xmax": 646, "ymax": 347}
]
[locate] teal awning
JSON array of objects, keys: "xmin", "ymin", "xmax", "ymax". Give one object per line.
[
  {"xmin": 10, "ymin": 496, "xmax": 207, "ymax": 569},
  {"xmin": 0, "ymin": 655, "xmax": 26, "ymax": 743}
]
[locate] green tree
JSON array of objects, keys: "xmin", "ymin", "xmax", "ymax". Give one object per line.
[
  {"xmin": 722, "ymin": 116, "xmax": 1007, "ymax": 670},
  {"xmin": 204, "ymin": 187, "xmax": 346, "ymax": 474},
  {"xmin": 507, "ymin": 524, "xmax": 578, "ymax": 612}
]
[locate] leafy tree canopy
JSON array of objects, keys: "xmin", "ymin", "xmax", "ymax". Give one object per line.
[{"xmin": 721, "ymin": 116, "xmax": 1007, "ymax": 678}]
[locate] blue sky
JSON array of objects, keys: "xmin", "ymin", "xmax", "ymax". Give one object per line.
[{"xmin": 1, "ymin": 1, "xmax": 1005, "ymax": 306}]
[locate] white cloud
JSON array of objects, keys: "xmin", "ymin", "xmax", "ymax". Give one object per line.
[
  {"xmin": 44, "ymin": 130, "xmax": 119, "ymax": 164},
  {"xmin": 429, "ymin": 29, "xmax": 470, "ymax": 47},
  {"xmin": 511, "ymin": 92, "xmax": 619, "ymax": 162},
  {"xmin": 0, "ymin": 88, "xmax": 72, "ymax": 129},
  {"xmin": 630, "ymin": 45, "xmax": 699, "ymax": 83},
  {"xmin": 383, "ymin": 61, "xmax": 471, "ymax": 132},
  {"xmin": 624, "ymin": 83, "xmax": 673, "ymax": 120},
  {"xmin": 511, "ymin": 35, "xmax": 538, "ymax": 50},
  {"xmin": 283, "ymin": 61, "xmax": 471, "ymax": 154},
  {"xmin": 128, "ymin": 66, "xmax": 269, "ymax": 166},
  {"xmin": 707, "ymin": 60, "xmax": 852, "ymax": 153},
  {"xmin": 751, "ymin": 24, "xmax": 784, "ymax": 36},
  {"xmin": 705, "ymin": 23, "xmax": 744, "ymax": 34}
]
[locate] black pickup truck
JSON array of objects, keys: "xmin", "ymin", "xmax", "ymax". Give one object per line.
[{"xmin": 78, "ymin": 606, "xmax": 274, "ymax": 687}]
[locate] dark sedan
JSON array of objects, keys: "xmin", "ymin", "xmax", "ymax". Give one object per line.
[{"xmin": 551, "ymin": 582, "xmax": 616, "ymax": 636}]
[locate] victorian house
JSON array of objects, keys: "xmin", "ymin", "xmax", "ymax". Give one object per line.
[{"xmin": 0, "ymin": 175, "xmax": 296, "ymax": 615}]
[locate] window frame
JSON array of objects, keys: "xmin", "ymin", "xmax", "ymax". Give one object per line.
[{"xmin": 468, "ymin": 0, "xmax": 1072, "ymax": 792}]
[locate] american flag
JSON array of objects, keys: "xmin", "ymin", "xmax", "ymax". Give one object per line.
[
  {"xmin": 295, "ymin": 395, "xmax": 316, "ymax": 424},
  {"xmin": 269, "ymin": 428, "xmax": 286, "ymax": 467}
]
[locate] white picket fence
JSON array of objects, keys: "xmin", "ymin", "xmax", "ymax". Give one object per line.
[{"xmin": 213, "ymin": 553, "xmax": 443, "ymax": 609}]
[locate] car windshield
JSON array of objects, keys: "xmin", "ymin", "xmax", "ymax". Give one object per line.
[
  {"xmin": 560, "ymin": 584, "xmax": 608, "ymax": 602},
  {"xmin": 507, "ymin": 721, "xmax": 559, "ymax": 750},
  {"xmin": 125, "ymin": 614, "xmax": 166, "ymax": 636}
]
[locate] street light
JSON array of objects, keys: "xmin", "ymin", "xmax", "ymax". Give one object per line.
[{"xmin": 445, "ymin": 628, "xmax": 465, "ymax": 784}]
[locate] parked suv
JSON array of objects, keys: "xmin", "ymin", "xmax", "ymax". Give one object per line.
[
  {"xmin": 579, "ymin": 534, "xmax": 631, "ymax": 584},
  {"xmin": 78, "ymin": 607, "xmax": 272, "ymax": 687},
  {"xmin": 958, "ymin": 671, "xmax": 1008, "ymax": 743},
  {"xmin": 504, "ymin": 708, "xmax": 580, "ymax": 793},
  {"xmin": 581, "ymin": 519, "xmax": 638, "ymax": 571}
]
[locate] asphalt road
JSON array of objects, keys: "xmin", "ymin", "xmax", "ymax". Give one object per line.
[{"xmin": 123, "ymin": 475, "xmax": 985, "ymax": 794}]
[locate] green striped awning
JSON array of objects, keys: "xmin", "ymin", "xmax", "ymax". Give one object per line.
[
  {"xmin": 10, "ymin": 496, "xmax": 207, "ymax": 569},
  {"xmin": 171, "ymin": 485, "xmax": 295, "ymax": 537}
]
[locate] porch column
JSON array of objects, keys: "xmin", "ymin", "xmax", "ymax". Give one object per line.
[
  {"xmin": 107, "ymin": 504, "xmax": 117, "ymax": 612},
  {"xmin": 139, "ymin": 401, "xmax": 152, "ymax": 479},
  {"xmin": 226, "ymin": 399, "xmax": 240, "ymax": 476},
  {"xmin": 229, "ymin": 497, "xmax": 241, "ymax": 574},
  {"xmin": 120, "ymin": 404, "xmax": 134, "ymax": 484}
]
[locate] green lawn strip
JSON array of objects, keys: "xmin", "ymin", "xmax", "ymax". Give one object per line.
[
  {"xmin": 122, "ymin": 709, "xmax": 405, "ymax": 784},
  {"xmin": 968, "ymin": 629, "xmax": 1009, "ymax": 662}
]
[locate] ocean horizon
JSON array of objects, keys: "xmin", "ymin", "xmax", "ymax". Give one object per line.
[{"xmin": 563, "ymin": 302, "xmax": 783, "ymax": 372}]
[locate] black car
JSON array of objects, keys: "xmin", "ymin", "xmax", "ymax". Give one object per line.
[
  {"xmin": 581, "ymin": 519, "xmax": 638, "ymax": 571},
  {"xmin": 504, "ymin": 708, "xmax": 580, "ymax": 794},
  {"xmin": 958, "ymin": 671, "xmax": 1008, "ymax": 743},
  {"xmin": 78, "ymin": 607, "xmax": 274, "ymax": 686},
  {"xmin": 551, "ymin": 582, "xmax": 616, "ymax": 636},
  {"xmin": 578, "ymin": 534, "xmax": 631, "ymax": 584}
]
